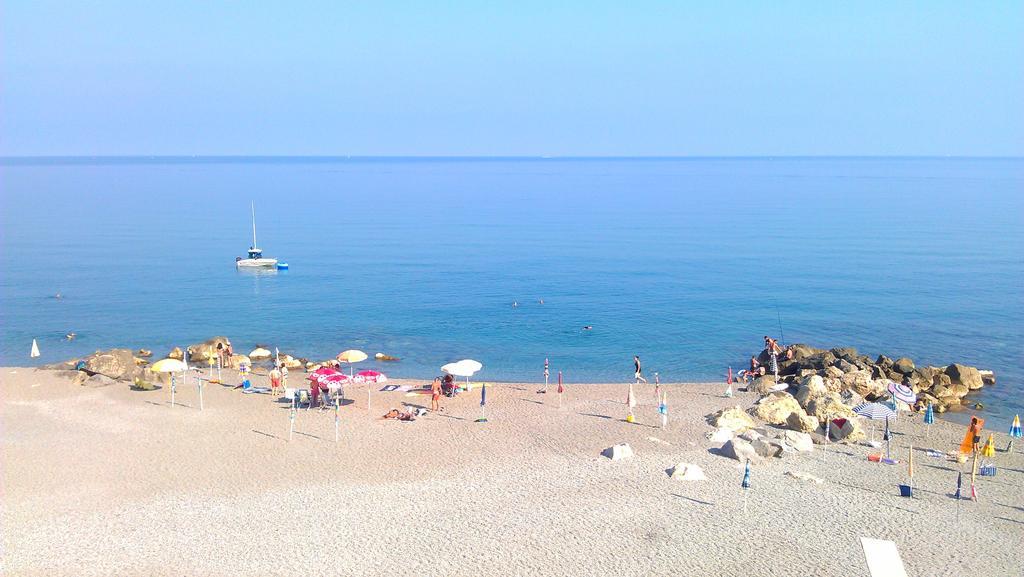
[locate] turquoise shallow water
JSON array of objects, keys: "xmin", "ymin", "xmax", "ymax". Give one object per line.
[{"xmin": 1, "ymin": 157, "xmax": 1021, "ymax": 420}]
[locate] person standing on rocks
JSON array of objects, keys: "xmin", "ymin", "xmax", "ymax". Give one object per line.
[{"xmin": 634, "ymin": 355, "xmax": 648, "ymax": 384}]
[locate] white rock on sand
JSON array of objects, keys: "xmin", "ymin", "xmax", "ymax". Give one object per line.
[{"xmin": 2, "ymin": 371, "xmax": 1022, "ymax": 577}]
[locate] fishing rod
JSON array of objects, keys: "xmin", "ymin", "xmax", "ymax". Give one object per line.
[{"xmin": 775, "ymin": 302, "xmax": 785, "ymax": 348}]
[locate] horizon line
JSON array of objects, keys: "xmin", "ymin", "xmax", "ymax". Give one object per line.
[{"xmin": 2, "ymin": 154, "xmax": 1022, "ymax": 165}]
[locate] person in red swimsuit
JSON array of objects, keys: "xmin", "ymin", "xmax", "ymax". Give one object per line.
[{"xmin": 430, "ymin": 377, "xmax": 442, "ymax": 412}]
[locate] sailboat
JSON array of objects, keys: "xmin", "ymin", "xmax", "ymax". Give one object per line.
[{"xmin": 235, "ymin": 202, "xmax": 279, "ymax": 268}]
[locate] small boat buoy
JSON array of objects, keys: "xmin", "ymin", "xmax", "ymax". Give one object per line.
[{"xmin": 277, "ymin": 263, "xmax": 289, "ymax": 270}]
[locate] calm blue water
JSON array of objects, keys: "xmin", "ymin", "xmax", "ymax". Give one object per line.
[{"xmin": 1, "ymin": 157, "xmax": 1022, "ymax": 420}]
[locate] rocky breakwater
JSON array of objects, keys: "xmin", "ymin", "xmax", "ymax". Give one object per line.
[
  {"xmin": 39, "ymin": 348, "xmax": 161, "ymax": 389},
  {"xmin": 756, "ymin": 344, "xmax": 994, "ymax": 414}
]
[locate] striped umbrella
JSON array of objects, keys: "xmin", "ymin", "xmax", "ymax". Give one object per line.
[
  {"xmin": 1009, "ymin": 415, "xmax": 1022, "ymax": 452},
  {"xmin": 887, "ymin": 381, "xmax": 917, "ymax": 405},
  {"xmin": 854, "ymin": 402, "xmax": 897, "ymax": 445},
  {"xmin": 854, "ymin": 402, "xmax": 898, "ymax": 421},
  {"xmin": 557, "ymin": 370, "xmax": 564, "ymax": 408},
  {"xmin": 475, "ymin": 382, "xmax": 488, "ymax": 423}
]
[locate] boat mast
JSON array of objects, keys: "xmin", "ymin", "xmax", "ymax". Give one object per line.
[{"xmin": 251, "ymin": 201, "xmax": 257, "ymax": 249}]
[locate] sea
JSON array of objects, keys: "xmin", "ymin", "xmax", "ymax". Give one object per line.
[{"xmin": 1, "ymin": 157, "xmax": 1021, "ymax": 422}]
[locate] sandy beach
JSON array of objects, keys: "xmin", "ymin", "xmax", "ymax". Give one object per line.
[{"xmin": 2, "ymin": 367, "xmax": 1022, "ymax": 576}]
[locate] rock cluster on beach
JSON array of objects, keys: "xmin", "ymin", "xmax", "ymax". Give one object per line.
[
  {"xmin": 705, "ymin": 344, "xmax": 995, "ymax": 463},
  {"xmin": 758, "ymin": 344, "xmax": 994, "ymax": 414}
]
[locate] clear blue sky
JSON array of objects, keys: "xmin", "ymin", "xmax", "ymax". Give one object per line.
[{"xmin": 1, "ymin": 1, "xmax": 1021, "ymax": 156}]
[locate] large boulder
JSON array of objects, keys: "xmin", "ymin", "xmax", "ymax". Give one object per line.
[
  {"xmin": 709, "ymin": 407, "xmax": 757, "ymax": 432},
  {"xmin": 827, "ymin": 417, "xmax": 865, "ymax": 443},
  {"xmin": 946, "ymin": 364, "xmax": 984, "ymax": 390},
  {"xmin": 750, "ymin": 392, "xmax": 802, "ymax": 425},
  {"xmin": 892, "ymin": 357, "xmax": 916, "ymax": 375},
  {"xmin": 602, "ymin": 443, "xmax": 634, "ymax": 460},
  {"xmin": 83, "ymin": 373, "xmax": 117, "ymax": 388},
  {"xmin": 187, "ymin": 337, "xmax": 231, "ymax": 362},
  {"xmin": 787, "ymin": 343, "xmax": 824, "ymax": 361},
  {"xmin": 805, "ymin": 393, "xmax": 857, "ymax": 421},
  {"xmin": 875, "ymin": 355, "xmax": 894, "ymax": 368},
  {"xmin": 747, "ymin": 376, "xmax": 780, "ymax": 395},
  {"xmin": 83, "ymin": 349, "xmax": 136, "ymax": 380},
  {"xmin": 752, "ymin": 437, "xmax": 785, "ymax": 458},
  {"xmin": 226, "ymin": 354, "xmax": 251, "ymax": 370},
  {"xmin": 249, "ymin": 347, "xmax": 272, "ymax": 360},
  {"xmin": 780, "ymin": 430, "xmax": 815, "ymax": 452},
  {"xmin": 669, "ymin": 463, "xmax": 707, "ymax": 481},
  {"xmin": 167, "ymin": 347, "xmax": 185, "ymax": 360},
  {"xmin": 786, "ymin": 411, "xmax": 820, "ymax": 433},
  {"xmin": 721, "ymin": 438, "xmax": 761, "ymax": 463},
  {"xmin": 279, "ymin": 354, "xmax": 304, "ymax": 369},
  {"xmin": 795, "ymin": 375, "xmax": 827, "ymax": 407}
]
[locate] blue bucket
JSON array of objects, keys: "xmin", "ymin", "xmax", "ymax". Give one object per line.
[{"xmin": 898, "ymin": 484, "xmax": 913, "ymax": 498}]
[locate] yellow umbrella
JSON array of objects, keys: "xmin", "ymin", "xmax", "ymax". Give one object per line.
[
  {"xmin": 151, "ymin": 358, "xmax": 187, "ymax": 373},
  {"xmin": 982, "ymin": 434, "xmax": 996, "ymax": 458},
  {"xmin": 337, "ymin": 349, "xmax": 368, "ymax": 365},
  {"xmin": 151, "ymin": 358, "xmax": 187, "ymax": 407},
  {"xmin": 337, "ymin": 349, "xmax": 370, "ymax": 410}
]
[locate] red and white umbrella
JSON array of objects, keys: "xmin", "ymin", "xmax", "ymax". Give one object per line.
[{"xmin": 357, "ymin": 370, "xmax": 387, "ymax": 383}]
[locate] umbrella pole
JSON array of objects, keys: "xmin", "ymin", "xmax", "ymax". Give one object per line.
[
  {"xmin": 217, "ymin": 356, "xmax": 222, "ymax": 382},
  {"xmin": 171, "ymin": 373, "xmax": 176, "ymax": 407},
  {"xmin": 334, "ymin": 398, "xmax": 339, "ymax": 443},
  {"xmin": 743, "ymin": 491, "xmax": 748, "ymax": 516},
  {"xmin": 198, "ymin": 376, "xmax": 204, "ymax": 411}
]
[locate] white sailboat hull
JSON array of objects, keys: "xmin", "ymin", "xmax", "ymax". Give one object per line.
[{"xmin": 236, "ymin": 258, "xmax": 278, "ymax": 268}]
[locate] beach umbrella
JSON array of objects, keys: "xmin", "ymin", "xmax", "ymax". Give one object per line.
[
  {"xmin": 854, "ymin": 402, "xmax": 897, "ymax": 445},
  {"xmin": 741, "ymin": 459, "xmax": 751, "ymax": 515},
  {"xmin": 909, "ymin": 444, "xmax": 917, "ymax": 498},
  {"xmin": 475, "ymin": 382, "xmax": 488, "ymax": 423},
  {"xmin": 337, "ymin": 349, "xmax": 368, "ymax": 409},
  {"xmin": 880, "ymin": 416, "xmax": 888, "ymax": 461},
  {"xmin": 1008, "ymin": 415, "xmax": 1022, "ymax": 452},
  {"xmin": 152, "ymin": 358, "xmax": 187, "ymax": 408},
  {"xmin": 357, "ymin": 370, "xmax": 386, "ymax": 383},
  {"xmin": 442, "ymin": 359, "xmax": 482, "ymax": 390},
  {"xmin": 727, "ymin": 366, "xmax": 733, "ymax": 384},
  {"xmin": 336, "ymin": 350, "xmax": 367, "ymax": 376},
  {"xmin": 543, "ymin": 358, "xmax": 549, "ymax": 393},
  {"xmin": 924, "ymin": 403, "xmax": 935, "ymax": 437},
  {"xmin": 887, "ymin": 381, "xmax": 917, "ymax": 405},
  {"xmin": 30, "ymin": 339, "xmax": 40, "ymax": 358},
  {"xmin": 334, "ymin": 396, "xmax": 340, "ymax": 443},
  {"xmin": 982, "ymin": 434, "xmax": 995, "ymax": 458},
  {"xmin": 658, "ymin": 391, "xmax": 668, "ymax": 429},
  {"xmin": 557, "ymin": 370, "xmax": 564, "ymax": 408}
]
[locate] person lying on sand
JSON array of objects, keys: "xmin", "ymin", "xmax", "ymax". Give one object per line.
[{"xmin": 382, "ymin": 409, "xmax": 416, "ymax": 421}]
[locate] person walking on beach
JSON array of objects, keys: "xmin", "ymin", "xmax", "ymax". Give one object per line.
[
  {"xmin": 634, "ymin": 355, "xmax": 648, "ymax": 384},
  {"xmin": 269, "ymin": 365, "xmax": 282, "ymax": 397},
  {"xmin": 430, "ymin": 377, "xmax": 442, "ymax": 412}
]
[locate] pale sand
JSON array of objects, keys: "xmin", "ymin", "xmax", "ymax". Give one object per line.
[{"xmin": 2, "ymin": 367, "xmax": 1022, "ymax": 576}]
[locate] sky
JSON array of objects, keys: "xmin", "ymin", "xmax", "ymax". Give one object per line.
[{"xmin": 1, "ymin": 1, "xmax": 1022, "ymax": 156}]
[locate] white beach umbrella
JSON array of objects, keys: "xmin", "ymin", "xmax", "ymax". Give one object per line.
[{"xmin": 442, "ymin": 359, "xmax": 483, "ymax": 390}]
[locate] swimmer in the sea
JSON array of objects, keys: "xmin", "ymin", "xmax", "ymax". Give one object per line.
[
  {"xmin": 512, "ymin": 301, "xmax": 518, "ymax": 308},
  {"xmin": 65, "ymin": 332, "xmax": 76, "ymax": 341},
  {"xmin": 582, "ymin": 325, "xmax": 593, "ymax": 331}
]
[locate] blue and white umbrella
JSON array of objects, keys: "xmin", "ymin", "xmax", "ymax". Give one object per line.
[
  {"xmin": 854, "ymin": 402, "xmax": 897, "ymax": 445},
  {"xmin": 924, "ymin": 403, "xmax": 935, "ymax": 425},
  {"xmin": 854, "ymin": 402, "xmax": 898, "ymax": 421}
]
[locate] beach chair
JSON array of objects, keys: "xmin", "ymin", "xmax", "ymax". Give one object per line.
[{"xmin": 297, "ymin": 389, "xmax": 311, "ymax": 410}]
